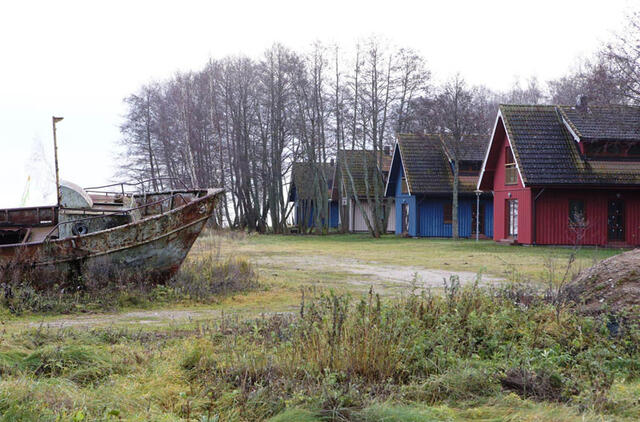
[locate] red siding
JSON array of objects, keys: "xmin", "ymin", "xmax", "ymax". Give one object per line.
[
  {"xmin": 535, "ymin": 189, "xmax": 640, "ymax": 246},
  {"xmin": 483, "ymin": 118, "xmax": 640, "ymax": 246},
  {"xmin": 536, "ymin": 190, "xmax": 606, "ymax": 245},
  {"xmin": 627, "ymin": 195, "xmax": 640, "ymax": 245},
  {"xmin": 488, "ymin": 128, "xmax": 533, "ymax": 244}
]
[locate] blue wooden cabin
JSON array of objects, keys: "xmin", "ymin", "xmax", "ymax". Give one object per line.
[
  {"xmin": 289, "ymin": 162, "xmax": 339, "ymax": 230},
  {"xmin": 385, "ymin": 134, "xmax": 493, "ymax": 238}
]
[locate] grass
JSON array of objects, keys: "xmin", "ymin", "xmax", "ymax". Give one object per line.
[
  {"xmin": 0, "ymin": 230, "xmax": 633, "ymax": 421},
  {"xmin": 204, "ymin": 231, "xmax": 620, "ymax": 286},
  {"xmin": 0, "ymin": 282, "xmax": 637, "ymax": 421}
]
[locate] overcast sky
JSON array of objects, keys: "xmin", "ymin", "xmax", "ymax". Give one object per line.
[{"xmin": 0, "ymin": 0, "xmax": 633, "ymax": 208}]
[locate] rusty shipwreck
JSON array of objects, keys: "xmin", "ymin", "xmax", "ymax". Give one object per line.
[{"xmin": 0, "ymin": 180, "xmax": 223, "ymax": 284}]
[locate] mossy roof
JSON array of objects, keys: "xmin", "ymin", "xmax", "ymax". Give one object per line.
[
  {"xmin": 499, "ymin": 104, "xmax": 640, "ymax": 185},
  {"xmin": 335, "ymin": 150, "xmax": 391, "ymax": 197},
  {"xmin": 396, "ymin": 133, "xmax": 486, "ymax": 194},
  {"xmin": 289, "ymin": 162, "xmax": 335, "ymax": 201}
]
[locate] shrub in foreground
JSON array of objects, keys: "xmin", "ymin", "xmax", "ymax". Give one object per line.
[
  {"xmin": 182, "ymin": 281, "xmax": 640, "ymax": 420},
  {"xmin": 0, "ymin": 255, "xmax": 258, "ymax": 314}
]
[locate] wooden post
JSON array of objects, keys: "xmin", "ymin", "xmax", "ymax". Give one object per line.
[{"xmin": 475, "ymin": 190, "xmax": 481, "ymax": 242}]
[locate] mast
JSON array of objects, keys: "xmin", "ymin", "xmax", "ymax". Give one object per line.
[{"xmin": 52, "ymin": 116, "xmax": 64, "ymax": 207}]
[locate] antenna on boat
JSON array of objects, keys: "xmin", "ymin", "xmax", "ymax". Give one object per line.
[{"xmin": 52, "ymin": 116, "xmax": 64, "ymax": 207}]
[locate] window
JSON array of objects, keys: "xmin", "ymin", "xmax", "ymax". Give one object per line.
[
  {"xmin": 569, "ymin": 200, "xmax": 586, "ymax": 226},
  {"xmin": 401, "ymin": 176, "xmax": 409, "ymax": 194},
  {"xmin": 443, "ymin": 203, "xmax": 453, "ymax": 224},
  {"xmin": 584, "ymin": 141, "xmax": 640, "ymax": 159},
  {"xmin": 459, "ymin": 160, "xmax": 481, "ymax": 175},
  {"xmin": 505, "ymin": 147, "xmax": 518, "ymax": 185},
  {"xmin": 507, "ymin": 199, "xmax": 518, "ymax": 237},
  {"xmin": 628, "ymin": 144, "xmax": 640, "ymax": 157}
]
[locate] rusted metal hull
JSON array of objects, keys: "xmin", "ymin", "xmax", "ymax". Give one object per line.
[{"xmin": 0, "ymin": 189, "xmax": 223, "ymax": 285}]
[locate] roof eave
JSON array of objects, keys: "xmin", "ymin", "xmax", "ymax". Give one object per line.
[
  {"xmin": 395, "ymin": 139, "xmax": 413, "ymax": 196},
  {"xmin": 478, "ymin": 106, "xmax": 528, "ymax": 190},
  {"xmin": 384, "ymin": 142, "xmax": 399, "ymax": 196},
  {"xmin": 477, "ymin": 110, "xmax": 503, "ymax": 190},
  {"xmin": 560, "ymin": 113, "xmax": 582, "ymax": 144}
]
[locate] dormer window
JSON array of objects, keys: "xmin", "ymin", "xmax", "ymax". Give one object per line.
[
  {"xmin": 459, "ymin": 160, "xmax": 481, "ymax": 176},
  {"xmin": 583, "ymin": 141, "xmax": 640, "ymax": 159},
  {"xmin": 505, "ymin": 147, "xmax": 518, "ymax": 185}
]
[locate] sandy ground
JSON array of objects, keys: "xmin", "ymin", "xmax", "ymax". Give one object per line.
[{"xmin": 256, "ymin": 254, "xmax": 503, "ymax": 292}]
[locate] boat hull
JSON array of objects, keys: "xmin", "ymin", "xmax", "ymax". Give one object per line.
[{"xmin": 0, "ymin": 189, "xmax": 223, "ymax": 286}]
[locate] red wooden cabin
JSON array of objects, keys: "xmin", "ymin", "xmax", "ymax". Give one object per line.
[{"xmin": 478, "ymin": 103, "xmax": 640, "ymax": 247}]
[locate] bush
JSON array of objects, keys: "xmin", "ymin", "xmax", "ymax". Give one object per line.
[
  {"xmin": 169, "ymin": 255, "xmax": 258, "ymax": 301},
  {"xmin": 179, "ymin": 280, "xmax": 640, "ymax": 419}
]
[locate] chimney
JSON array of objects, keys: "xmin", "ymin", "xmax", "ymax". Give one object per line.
[
  {"xmin": 576, "ymin": 94, "xmax": 589, "ymax": 110},
  {"xmin": 383, "ymin": 145, "xmax": 391, "ymax": 156}
]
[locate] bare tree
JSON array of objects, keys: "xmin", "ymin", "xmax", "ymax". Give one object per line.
[
  {"xmin": 605, "ymin": 10, "xmax": 640, "ymax": 104},
  {"xmin": 394, "ymin": 48, "xmax": 430, "ymax": 133},
  {"xmin": 505, "ymin": 77, "xmax": 544, "ymax": 105},
  {"xmin": 430, "ymin": 75, "xmax": 491, "ymax": 239},
  {"xmin": 548, "ymin": 56, "xmax": 625, "ymax": 105},
  {"xmin": 340, "ymin": 38, "xmax": 395, "ymax": 237}
]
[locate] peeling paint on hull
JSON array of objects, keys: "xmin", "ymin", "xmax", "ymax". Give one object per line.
[{"xmin": 0, "ymin": 189, "xmax": 223, "ymax": 284}]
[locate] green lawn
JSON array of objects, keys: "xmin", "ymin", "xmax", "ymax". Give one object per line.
[{"xmin": 207, "ymin": 232, "xmax": 621, "ymax": 283}]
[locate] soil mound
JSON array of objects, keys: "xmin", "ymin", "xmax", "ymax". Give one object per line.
[{"xmin": 567, "ymin": 249, "xmax": 640, "ymax": 317}]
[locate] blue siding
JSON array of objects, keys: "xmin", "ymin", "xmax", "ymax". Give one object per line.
[
  {"xmin": 416, "ymin": 197, "xmax": 494, "ymax": 238},
  {"xmin": 385, "ymin": 142, "xmax": 494, "ymax": 238},
  {"xmin": 295, "ymin": 199, "xmax": 339, "ymax": 229},
  {"xmin": 484, "ymin": 200, "xmax": 493, "ymax": 238},
  {"xmin": 391, "ymin": 160, "xmax": 418, "ymax": 236},
  {"xmin": 294, "ymin": 199, "xmax": 314, "ymax": 227},
  {"xmin": 417, "ymin": 198, "xmax": 460, "ymax": 237},
  {"xmin": 330, "ymin": 201, "xmax": 339, "ymax": 228}
]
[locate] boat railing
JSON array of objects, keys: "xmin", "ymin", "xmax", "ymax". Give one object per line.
[
  {"xmin": 43, "ymin": 192, "xmax": 192, "ymax": 242},
  {"xmin": 0, "ymin": 206, "xmax": 58, "ymax": 227},
  {"xmin": 84, "ymin": 178, "xmax": 191, "ymax": 197}
]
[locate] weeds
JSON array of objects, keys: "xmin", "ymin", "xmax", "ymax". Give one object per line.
[
  {"xmin": 0, "ymin": 254, "xmax": 258, "ymax": 315},
  {"xmin": 158, "ymin": 281, "xmax": 640, "ymax": 420},
  {"xmin": 0, "ymin": 282, "xmax": 637, "ymax": 420},
  {"xmin": 0, "ymin": 232, "xmax": 634, "ymax": 421}
]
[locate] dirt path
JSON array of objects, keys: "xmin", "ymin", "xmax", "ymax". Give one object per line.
[{"xmin": 255, "ymin": 254, "xmax": 503, "ymax": 292}]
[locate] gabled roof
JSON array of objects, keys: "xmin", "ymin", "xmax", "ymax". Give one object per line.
[
  {"xmin": 442, "ymin": 135, "xmax": 488, "ymax": 162},
  {"xmin": 478, "ymin": 104, "xmax": 640, "ymax": 189},
  {"xmin": 391, "ymin": 133, "xmax": 487, "ymax": 195},
  {"xmin": 558, "ymin": 105, "xmax": 640, "ymax": 142},
  {"xmin": 289, "ymin": 162, "xmax": 334, "ymax": 201},
  {"xmin": 334, "ymin": 149, "xmax": 391, "ymax": 197}
]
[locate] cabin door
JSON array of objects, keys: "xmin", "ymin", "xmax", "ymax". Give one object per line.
[
  {"xmin": 401, "ymin": 203, "xmax": 409, "ymax": 234},
  {"xmin": 472, "ymin": 203, "xmax": 485, "ymax": 235},
  {"xmin": 506, "ymin": 199, "xmax": 518, "ymax": 239},
  {"xmin": 608, "ymin": 199, "xmax": 625, "ymax": 242}
]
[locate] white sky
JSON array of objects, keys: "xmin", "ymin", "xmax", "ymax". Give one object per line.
[{"xmin": 0, "ymin": 0, "xmax": 633, "ymax": 208}]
